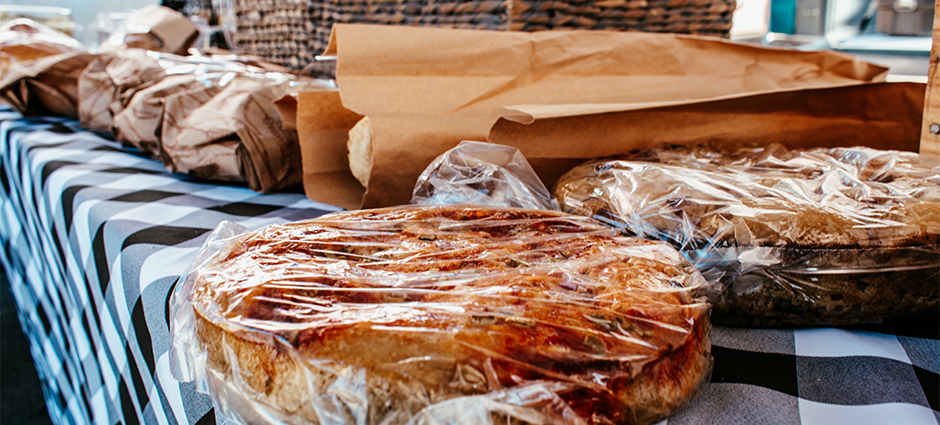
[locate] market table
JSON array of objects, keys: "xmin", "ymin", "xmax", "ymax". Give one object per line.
[{"xmin": 1, "ymin": 108, "xmax": 937, "ymax": 425}]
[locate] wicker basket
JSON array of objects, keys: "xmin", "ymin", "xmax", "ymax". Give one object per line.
[{"xmin": 231, "ymin": 0, "xmax": 736, "ymax": 77}]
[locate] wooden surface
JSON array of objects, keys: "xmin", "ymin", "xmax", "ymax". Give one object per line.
[{"xmin": 920, "ymin": 0, "xmax": 940, "ymax": 158}]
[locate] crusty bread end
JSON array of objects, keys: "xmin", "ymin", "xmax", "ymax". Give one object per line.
[{"xmin": 348, "ymin": 116, "xmax": 373, "ymax": 188}]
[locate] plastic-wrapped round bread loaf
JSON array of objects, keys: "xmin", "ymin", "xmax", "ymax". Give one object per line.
[
  {"xmin": 171, "ymin": 205, "xmax": 713, "ymax": 425},
  {"xmin": 554, "ymin": 143, "xmax": 940, "ymax": 326}
]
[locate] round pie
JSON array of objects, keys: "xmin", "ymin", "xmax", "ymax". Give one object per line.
[{"xmin": 181, "ymin": 205, "xmax": 712, "ymax": 425}]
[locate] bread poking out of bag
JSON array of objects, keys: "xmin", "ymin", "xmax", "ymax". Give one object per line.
[{"xmin": 348, "ymin": 116, "xmax": 373, "ymax": 187}]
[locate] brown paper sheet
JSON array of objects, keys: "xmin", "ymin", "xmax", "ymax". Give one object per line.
[{"xmin": 308, "ymin": 24, "xmax": 893, "ymax": 208}]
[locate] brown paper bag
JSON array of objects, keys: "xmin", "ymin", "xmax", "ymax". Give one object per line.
[
  {"xmin": 0, "ymin": 52, "xmax": 99, "ymax": 117},
  {"xmin": 274, "ymin": 94, "xmax": 300, "ymax": 130},
  {"xmin": 296, "ymin": 90, "xmax": 365, "ymax": 210},
  {"xmin": 489, "ymin": 82, "xmax": 926, "ymax": 187},
  {"xmin": 87, "ymin": 50, "xmax": 301, "ymax": 146},
  {"xmin": 303, "ymin": 24, "xmax": 892, "ymax": 208},
  {"xmin": 160, "ymin": 84, "xmax": 233, "ymax": 179},
  {"xmin": 78, "ymin": 49, "xmax": 167, "ymax": 133},
  {"xmin": 161, "ymin": 76, "xmax": 333, "ymax": 192},
  {"xmin": 98, "ymin": 5, "xmax": 198, "ymax": 56},
  {"xmin": 116, "ymin": 73, "xmax": 217, "ymax": 157}
]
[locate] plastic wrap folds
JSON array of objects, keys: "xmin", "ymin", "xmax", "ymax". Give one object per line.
[
  {"xmin": 554, "ymin": 143, "xmax": 940, "ymax": 326},
  {"xmin": 171, "ymin": 205, "xmax": 713, "ymax": 425},
  {"xmin": 412, "ymin": 141, "xmax": 556, "ymax": 210}
]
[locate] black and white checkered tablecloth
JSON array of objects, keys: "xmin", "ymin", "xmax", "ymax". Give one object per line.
[{"xmin": 0, "ymin": 108, "xmax": 937, "ymax": 425}]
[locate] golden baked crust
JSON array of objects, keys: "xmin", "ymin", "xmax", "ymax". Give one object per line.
[{"xmin": 189, "ymin": 205, "xmax": 712, "ymax": 424}]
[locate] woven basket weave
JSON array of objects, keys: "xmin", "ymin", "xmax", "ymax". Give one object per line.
[{"xmin": 232, "ymin": 0, "xmax": 736, "ymax": 77}]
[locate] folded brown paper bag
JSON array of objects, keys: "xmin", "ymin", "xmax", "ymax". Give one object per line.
[
  {"xmin": 0, "ymin": 52, "xmax": 100, "ymax": 117},
  {"xmin": 490, "ymin": 81, "xmax": 926, "ymax": 187},
  {"xmin": 78, "ymin": 49, "xmax": 167, "ymax": 133},
  {"xmin": 272, "ymin": 84, "xmax": 341, "ymax": 131},
  {"xmin": 274, "ymin": 94, "xmax": 300, "ymax": 130},
  {"xmin": 304, "ymin": 24, "xmax": 890, "ymax": 208},
  {"xmin": 86, "ymin": 50, "xmax": 303, "ymax": 150},
  {"xmin": 119, "ymin": 73, "xmax": 221, "ymax": 157}
]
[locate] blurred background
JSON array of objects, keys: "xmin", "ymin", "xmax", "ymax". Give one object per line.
[
  {"xmin": 0, "ymin": 0, "xmax": 933, "ymax": 79},
  {"xmin": 729, "ymin": 0, "xmax": 932, "ymax": 80},
  {"xmin": 1, "ymin": 0, "xmax": 156, "ymax": 46}
]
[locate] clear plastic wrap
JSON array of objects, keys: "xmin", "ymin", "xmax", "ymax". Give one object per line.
[
  {"xmin": 412, "ymin": 141, "xmax": 556, "ymax": 211},
  {"xmin": 554, "ymin": 143, "xmax": 940, "ymax": 326},
  {"xmin": 171, "ymin": 205, "xmax": 713, "ymax": 425}
]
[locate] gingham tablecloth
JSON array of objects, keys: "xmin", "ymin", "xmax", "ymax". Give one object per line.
[{"xmin": 0, "ymin": 108, "xmax": 937, "ymax": 425}]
